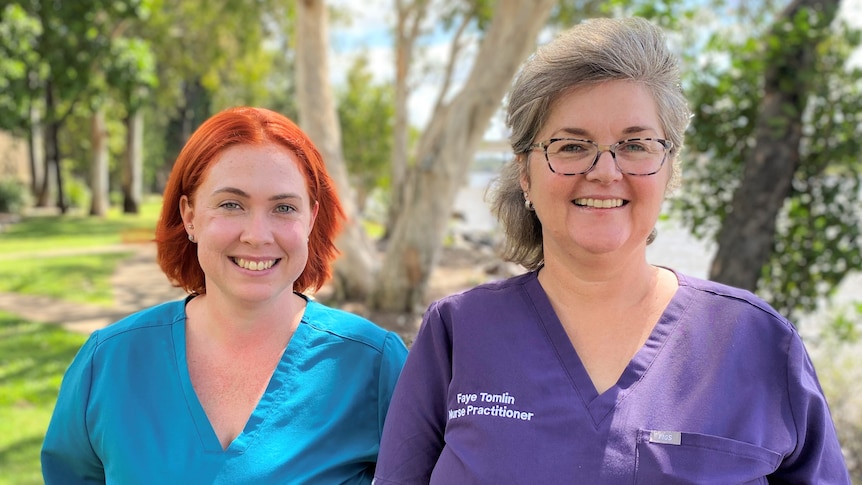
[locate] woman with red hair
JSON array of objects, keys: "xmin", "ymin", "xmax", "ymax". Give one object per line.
[{"xmin": 42, "ymin": 107, "xmax": 407, "ymax": 484}]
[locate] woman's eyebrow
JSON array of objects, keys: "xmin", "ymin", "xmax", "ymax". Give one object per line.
[
  {"xmin": 212, "ymin": 187, "xmax": 303, "ymax": 202},
  {"xmin": 554, "ymin": 125, "xmax": 658, "ymax": 138}
]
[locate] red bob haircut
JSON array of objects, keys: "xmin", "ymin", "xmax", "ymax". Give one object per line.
[{"xmin": 155, "ymin": 106, "xmax": 345, "ymax": 295}]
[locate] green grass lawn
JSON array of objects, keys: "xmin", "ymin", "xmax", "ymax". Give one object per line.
[
  {"xmin": 0, "ymin": 198, "xmax": 162, "ymax": 256},
  {"xmin": 0, "ymin": 198, "xmax": 162, "ymax": 306},
  {"xmin": 0, "ymin": 252, "xmax": 133, "ymax": 306},
  {"xmin": 0, "ymin": 198, "xmax": 162, "ymax": 482},
  {"xmin": 0, "ymin": 311, "xmax": 88, "ymax": 485}
]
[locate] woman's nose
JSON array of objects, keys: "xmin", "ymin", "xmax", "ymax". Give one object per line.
[
  {"xmin": 239, "ymin": 213, "xmax": 275, "ymax": 245},
  {"xmin": 585, "ymin": 150, "xmax": 623, "ymax": 183}
]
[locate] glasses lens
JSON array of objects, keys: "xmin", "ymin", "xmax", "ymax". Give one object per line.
[
  {"xmin": 614, "ymin": 139, "xmax": 667, "ymax": 175},
  {"xmin": 545, "ymin": 138, "xmax": 669, "ymax": 175},
  {"xmin": 546, "ymin": 139, "xmax": 597, "ymax": 175}
]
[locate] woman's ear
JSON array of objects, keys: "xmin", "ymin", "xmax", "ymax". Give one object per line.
[
  {"xmin": 309, "ymin": 200, "xmax": 319, "ymax": 235},
  {"xmin": 519, "ymin": 155, "xmax": 531, "ymax": 194},
  {"xmin": 179, "ymin": 195, "xmax": 194, "ymax": 227}
]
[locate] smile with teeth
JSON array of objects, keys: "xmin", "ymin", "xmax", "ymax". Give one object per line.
[
  {"xmin": 574, "ymin": 198, "xmax": 625, "ymax": 209},
  {"xmin": 233, "ymin": 258, "xmax": 279, "ymax": 271}
]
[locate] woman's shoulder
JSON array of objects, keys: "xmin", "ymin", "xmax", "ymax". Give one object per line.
[
  {"xmin": 428, "ymin": 271, "xmax": 537, "ymax": 316},
  {"xmin": 302, "ymin": 299, "xmax": 405, "ymax": 353},
  {"xmin": 674, "ymin": 271, "xmax": 795, "ymax": 332},
  {"xmin": 92, "ymin": 298, "xmax": 186, "ymax": 343}
]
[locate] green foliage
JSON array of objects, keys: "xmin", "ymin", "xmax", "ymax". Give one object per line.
[
  {"xmin": 806, "ymin": 297, "xmax": 862, "ymax": 478},
  {"xmin": 137, "ymin": 0, "xmax": 294, "ymax": 114},
  {"xmin": 549, "ymin": 0, "xmax": 606, "ymax": 25},
  {"xmin": 58, "ymin": 101, "xmax": 128, "ymax": 184},
  {"xmin": 673, "ymin": 6, "xmax": 862, "ymax": 318},
  {"xmin": 0, "ymin": 312, "xmax": 88, "ymax": 484},
  {"xmin": 0, "ymin": 179, "xmax": 30, "ymax": 214},
  {"xmin": 337, "ymin": 54, "xmax": 395, "ymax": 207},
  {"xmin": 63, "ymin": 176, "xmax": 91, "ymax": 210},
  {"xmin": 107, "ymin": 36, "xmax": 159, "ymax": 111},
  {"xmin": 549, "ymin": 0, "xmax": 692, "ymax": 30},
  {"xmin": 0, "ymin": 0, "xmax": 158, "ymax": 212},
  {"xmin": 0, "ymin": 4, "xmax": 41, "ymax": 132},
  {"xmin": 13, "ymin": 0, "xmax": 151, "ymax": 122},
  {"xmin": 437, "ymin": 0, "xmax": 495, "ymax": 32},
  {"xmin": 760, "ymin": 21, "xmax": 862, "ymax": 317},
  {"xmin": 673, "ymin": 33, "xmax": 762, "ymax": 239},
  {"xmin": 823, "ymin": 304, "xmax": 862, "ymax": 343},
  {"xmin": 126, "ymin": 0, "xmax": 298, "ymax": 191}
]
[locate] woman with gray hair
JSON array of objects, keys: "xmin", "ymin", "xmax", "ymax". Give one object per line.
[{"xmin": 374, "ymin": 17, "xmax": 849, "ymax": 484}]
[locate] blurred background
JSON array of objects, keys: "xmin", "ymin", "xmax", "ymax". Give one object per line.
[{"xmin": 1, "ymin": 0, "xmax": 861, "ymax": 482}]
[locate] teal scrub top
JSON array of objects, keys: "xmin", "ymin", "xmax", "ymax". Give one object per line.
[{"xmin": 41, "ymin": 296, "xmax": 408, "ymax": 484}]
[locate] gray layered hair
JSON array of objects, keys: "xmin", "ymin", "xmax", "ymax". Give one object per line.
[{"xmin": 488, "ymin": 17, "xmax": 692, "ymax": 270}]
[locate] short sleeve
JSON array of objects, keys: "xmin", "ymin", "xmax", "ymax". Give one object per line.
[
  {"xmin": 772, "ymin": 333, "xmax": 851, "ymax": 483},
  {"xmin": 41, "ymin": 333, "xmax": 105, "ymax": 484},
  {"xmin": 377, "ymin": 330, "xmax": 409, "ymax": 437},
  {"xmin": 375, "ymin": 301, "xmax": 452, "ymax": 484}
]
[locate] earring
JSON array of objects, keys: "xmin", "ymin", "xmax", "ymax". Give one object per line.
[
  {"xmin": 187, "ymin": 224, "xmax": 194, "ymax": 230},
  {"xmin": 523, "ymin": 192, "xmax": 534, "ymax": 211},
  {"xmin": 188, "ymin": 234, "xmax": 196, "ymax": 243},
  {"xmin": 647, "ymin": 227, "xmax": 658, "ymax": 245}
]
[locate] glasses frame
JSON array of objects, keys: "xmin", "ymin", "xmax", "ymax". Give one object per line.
[{"xmin": 529, "ymin": 137, "xmax": 674, "ymax": 176}]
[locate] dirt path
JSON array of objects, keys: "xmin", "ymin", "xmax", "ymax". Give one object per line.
[
  {"xmin": 0, "ymin": 243, "xmax": 186, "ymax": 334},
  {"xmin": 0, "ymin": 241, "xmax": 515, "ymax": 342}
]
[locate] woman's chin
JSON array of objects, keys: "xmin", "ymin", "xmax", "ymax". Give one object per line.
[{"xmin": 569, "ymin": 232, "xmax": 631, "ymax": 255}]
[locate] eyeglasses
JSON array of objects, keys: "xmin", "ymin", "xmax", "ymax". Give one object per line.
[{"xmin": 529, "ymin": 137, "xmax": 673, "ymax": 176}]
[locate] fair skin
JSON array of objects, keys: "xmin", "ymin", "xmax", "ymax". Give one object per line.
[
  {"xmin": 521, "ymin": 80, "xmax": 679, "ymax": 394},
  {"xmin": 179, "ymin": 142, "xmax": 318, "ymax": 449}
]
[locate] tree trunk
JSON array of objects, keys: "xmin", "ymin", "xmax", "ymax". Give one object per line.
[
  {"xmin": 50, "ymin": 117, "xmax": 66, "ymax": 214},
  {"xmin": 28, "ymin": 103, "xmax": 45, "ymax": 199},
  {"xmin": 385, "ymin": 0, "xmax": 428, "ymax": 238},
  {"xmin": 709, "ymin": 0, "xmax": 840, "ymax": 291},
  {"xmin": 295, "ymin": 0, "xmax": 376, "ymax": 301},
  {"xmin": 122, "ymin": 109, "xmax": 144, "ymax": 214},
  {"xmin": 369, "ymin": 0, "xmax": 557, "ymax": 312},
  {"xmin": 37, "ymin": 121, "xmax": 56, "ymax": 209},
  {"xmin": 37, "ymin": 82, "xmax": 67, "ymax": 213},
  {"xmin": 89, "ymin": 108, "xmax": 110, "ymax": 216},
  {"xmin": 37, "ymin": 86, "xmax": 55, "ymax": 208}
]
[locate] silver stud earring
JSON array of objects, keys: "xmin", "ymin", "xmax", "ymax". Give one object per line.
[
  {"xmin": 187, "ymin": 224, "xmax": 193, "ymax": 230},
  {"xmin": 188, "ymin": 234, "xmax": 196, "ymax": 243},
  {"xmin": 523, "ymin": 192, "xmax": 534, "ymax": 211},
  {"xmin": 647, "ymin": 227, "xmax": 658, "ymax": 245}
]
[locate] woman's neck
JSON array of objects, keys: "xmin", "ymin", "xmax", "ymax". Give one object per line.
[{"xmin": 185, "ymin": 291, "xmax": 305, "ymax": 349}]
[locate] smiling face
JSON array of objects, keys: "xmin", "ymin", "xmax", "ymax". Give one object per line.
[
  {"xmin": 180, "ymin": 143, "xmax": 318, "ymax": 305},
  {"xmin": 522, "ymin": 80, "xmax": 672, "ymax": 261}
]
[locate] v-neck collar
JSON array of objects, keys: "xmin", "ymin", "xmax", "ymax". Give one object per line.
[
  {"xmin": 173, "ymin": 298, "xmax": 313, "ymax": 453},
  {"xmin": 524, "ymin": 270, "xmax": 691, "ymax": 427}
]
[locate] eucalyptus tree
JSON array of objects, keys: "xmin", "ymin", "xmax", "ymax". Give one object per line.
[
  {"xmin": 131, "ymin": 0, "xmax": 297, "ymax": 193},
  {"xmin": 337, "ymin": 54, "xmax": 395, "ymax": 214},
  {"xmin": 370, "ymin": 0, "xmax": 694, "ymax": 312},
  {"xmin": 0, "ymin": 4, "xmax": 41, "ymax": 193},
  {"xmin": 370, "ymin": 0, "xmax": 557, "ymax": 312},
  {"xmin": 295, "ymin": 0, "xmax": 378, "ymax": 300},
  {"xmin": 0, "ymin": 0, "xmax": 152, "ymax": 213},
  {"xmin": 108, "ymin": 37, "xmax": 157, "ymax": 214},
  {"xmin": 291, "ymin": 0, "xmax": 690, "ymax": 309},
  {"xmin": 674, "ymin": 0, "xmax": 862, "ymax": 318}
]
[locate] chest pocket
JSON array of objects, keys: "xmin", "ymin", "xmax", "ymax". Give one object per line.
[{"xmin": 634, "ymin": 429, "xmax": 781, "ymax": 485}]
